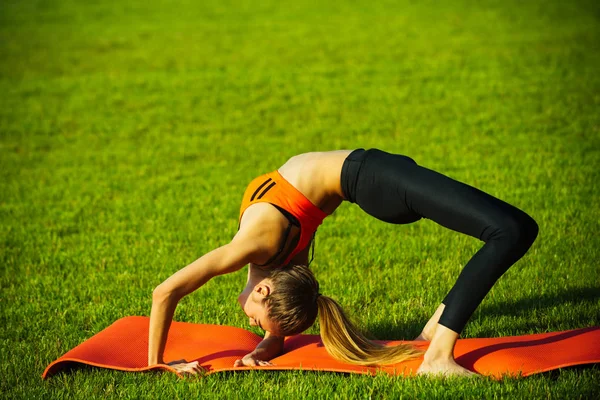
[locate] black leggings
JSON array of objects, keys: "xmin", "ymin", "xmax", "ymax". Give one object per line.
[{"xmin": 340, "ymin": 148, "xmax": 538, "ymax": 334}]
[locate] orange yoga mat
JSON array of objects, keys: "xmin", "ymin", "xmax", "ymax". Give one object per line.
[{"xmin": 43, "ymin": 317, "xmax": 600, "ymax": 379}]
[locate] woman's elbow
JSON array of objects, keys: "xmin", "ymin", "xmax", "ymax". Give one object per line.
[{"xmin": 152, "ymin": 283, "xmax": 178, "ymax": 302}]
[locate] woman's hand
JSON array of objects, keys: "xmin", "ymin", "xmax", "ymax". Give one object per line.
[
  {"xmin": 233, "ymin": 332, "xmax": 283, "ymax": 367},
  {"xmin": 233, "ymin": 353, "xmax": 274, "ymax": 367},
  {"xmin": 167, "ymin": 359, "xmax": 204, "ymax": 375}
]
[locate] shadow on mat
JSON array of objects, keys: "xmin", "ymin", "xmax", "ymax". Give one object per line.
[{"xmin": 456, "ymin": 327, "xmax": 599, "ymax": 370}]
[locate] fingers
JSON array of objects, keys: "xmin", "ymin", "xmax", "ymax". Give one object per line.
[
  {"xmin": 170, "ymin": 361, "xmax": 203, "ymax": 376},
  {"xmin": 232, "ymin": 357, "xmax": 274, "ymax": 367},
  {"xmin": 191, "ymin": 361, "xmax": 202, "ymax": 374},
  {"xmin": 245, "ymin": 357, "xmax": 258, "ymax": 367}
]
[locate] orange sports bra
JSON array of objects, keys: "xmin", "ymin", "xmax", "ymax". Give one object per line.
[{"xmin": 239, "ymin": 170, "xmax": 328, "ymax": 267}]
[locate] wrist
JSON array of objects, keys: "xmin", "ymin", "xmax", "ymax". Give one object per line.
[
  {"xmin": 148, "ymin": 356, "xmax": 164, "ymax": 366},
  {"xmin": 248, "ymin": 349, "xmax": 263, "ymax": 360}
]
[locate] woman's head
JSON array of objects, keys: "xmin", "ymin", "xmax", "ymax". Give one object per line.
[
  {"xmin": 237, "ymin": 264, "xmax": 319, "ymax": 336},
  {"xmin": 239, "ymin": 264, "xmax": 422, "ymax": 366}
]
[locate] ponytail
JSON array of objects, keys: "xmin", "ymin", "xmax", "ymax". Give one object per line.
[
  {"xmin": 317, "ymin": 295, "xmax": 423, "ymax": 366},
  {"xmin": 266, "ymin": 264, "xmax": 422, "ymax": 366}
]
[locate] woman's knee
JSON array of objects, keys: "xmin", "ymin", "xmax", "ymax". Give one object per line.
[
  {"xmin": 493, "ymin": 209, "xmax": 539, "ymax": 250},
  {"xmin": 523, "ymin": 213, "xmax": 539, "ymax": 245}
]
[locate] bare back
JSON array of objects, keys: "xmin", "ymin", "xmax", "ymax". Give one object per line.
[{"xmin": 277, "ymin": 150, "xmax": 352, "ymax": 213}]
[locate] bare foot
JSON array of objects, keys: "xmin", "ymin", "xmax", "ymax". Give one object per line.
[{"xmin": 417, "ymin": 358, "xmax": 476, "ymax": 377}]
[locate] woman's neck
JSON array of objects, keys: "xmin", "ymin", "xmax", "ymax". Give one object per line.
[{"xmin": 246, "ymin": 263, "xmax": 272, "ymax": 287}]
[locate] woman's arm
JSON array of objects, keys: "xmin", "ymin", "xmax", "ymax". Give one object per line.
[{"xmin": 148, "ymin": 236, "xmax": 261, "ymax": 367}]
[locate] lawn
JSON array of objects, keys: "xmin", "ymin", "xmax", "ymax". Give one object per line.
[{"xmin": 1, "ymin": 0, "xmax": 599, "ymax": 398}]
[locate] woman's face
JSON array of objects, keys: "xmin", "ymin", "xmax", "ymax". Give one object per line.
[{"xmin": 238, "ymin": 284, "xmax": 277, "ymax": 333}]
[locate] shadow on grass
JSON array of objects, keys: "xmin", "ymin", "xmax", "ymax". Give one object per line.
[
  {"xmin": 362, "ymin": 286, "xmax": 600, "ymax": 340},
  {"xmin": 474, "ymin": 285, "xmax": 600, "ymax": 336},
  {"xmin": 477, "ymin": 286, "xmax": 600, "ymax": 317},
  {"xmin": 363, "ymin": 318, "xmax": 424, "ymax": 341}
]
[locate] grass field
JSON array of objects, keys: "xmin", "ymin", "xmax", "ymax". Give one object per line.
[{"xmin": 1, "ymin": 0, "xmax": 599, "ymax": 398}]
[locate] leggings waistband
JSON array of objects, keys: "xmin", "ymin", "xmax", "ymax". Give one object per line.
[{"xmin": 340, "ymin": 148, "xmax": 367, "ymax": 203}]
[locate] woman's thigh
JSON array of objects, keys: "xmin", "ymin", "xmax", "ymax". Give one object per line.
[{"xmin": 355, "ymin": 149, "xmax": 525, "ymax": 241}]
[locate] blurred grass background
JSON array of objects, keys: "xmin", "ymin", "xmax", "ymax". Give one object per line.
[{"xmin": 1, "ymin": 0, "xmax": 599, "ymax": 398}]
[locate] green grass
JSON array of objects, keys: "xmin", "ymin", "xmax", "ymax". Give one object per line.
[{"xmin": 1, "ymin": 0, "xmax": 599, "ymax": 398}]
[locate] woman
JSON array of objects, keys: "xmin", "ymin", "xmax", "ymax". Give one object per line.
[{"xmin": 148, "ymin": 149, "xmax": 538, "ymax": 376}]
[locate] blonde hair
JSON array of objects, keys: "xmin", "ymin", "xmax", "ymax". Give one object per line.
[{"xmin": 265, "ymin": 264, "xmax": 423, "ymax": 366}]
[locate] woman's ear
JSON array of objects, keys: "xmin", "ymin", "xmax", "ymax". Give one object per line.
[{"xmin": 254, "ymin": 283, "xmax": 271, "ymax": 298}]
